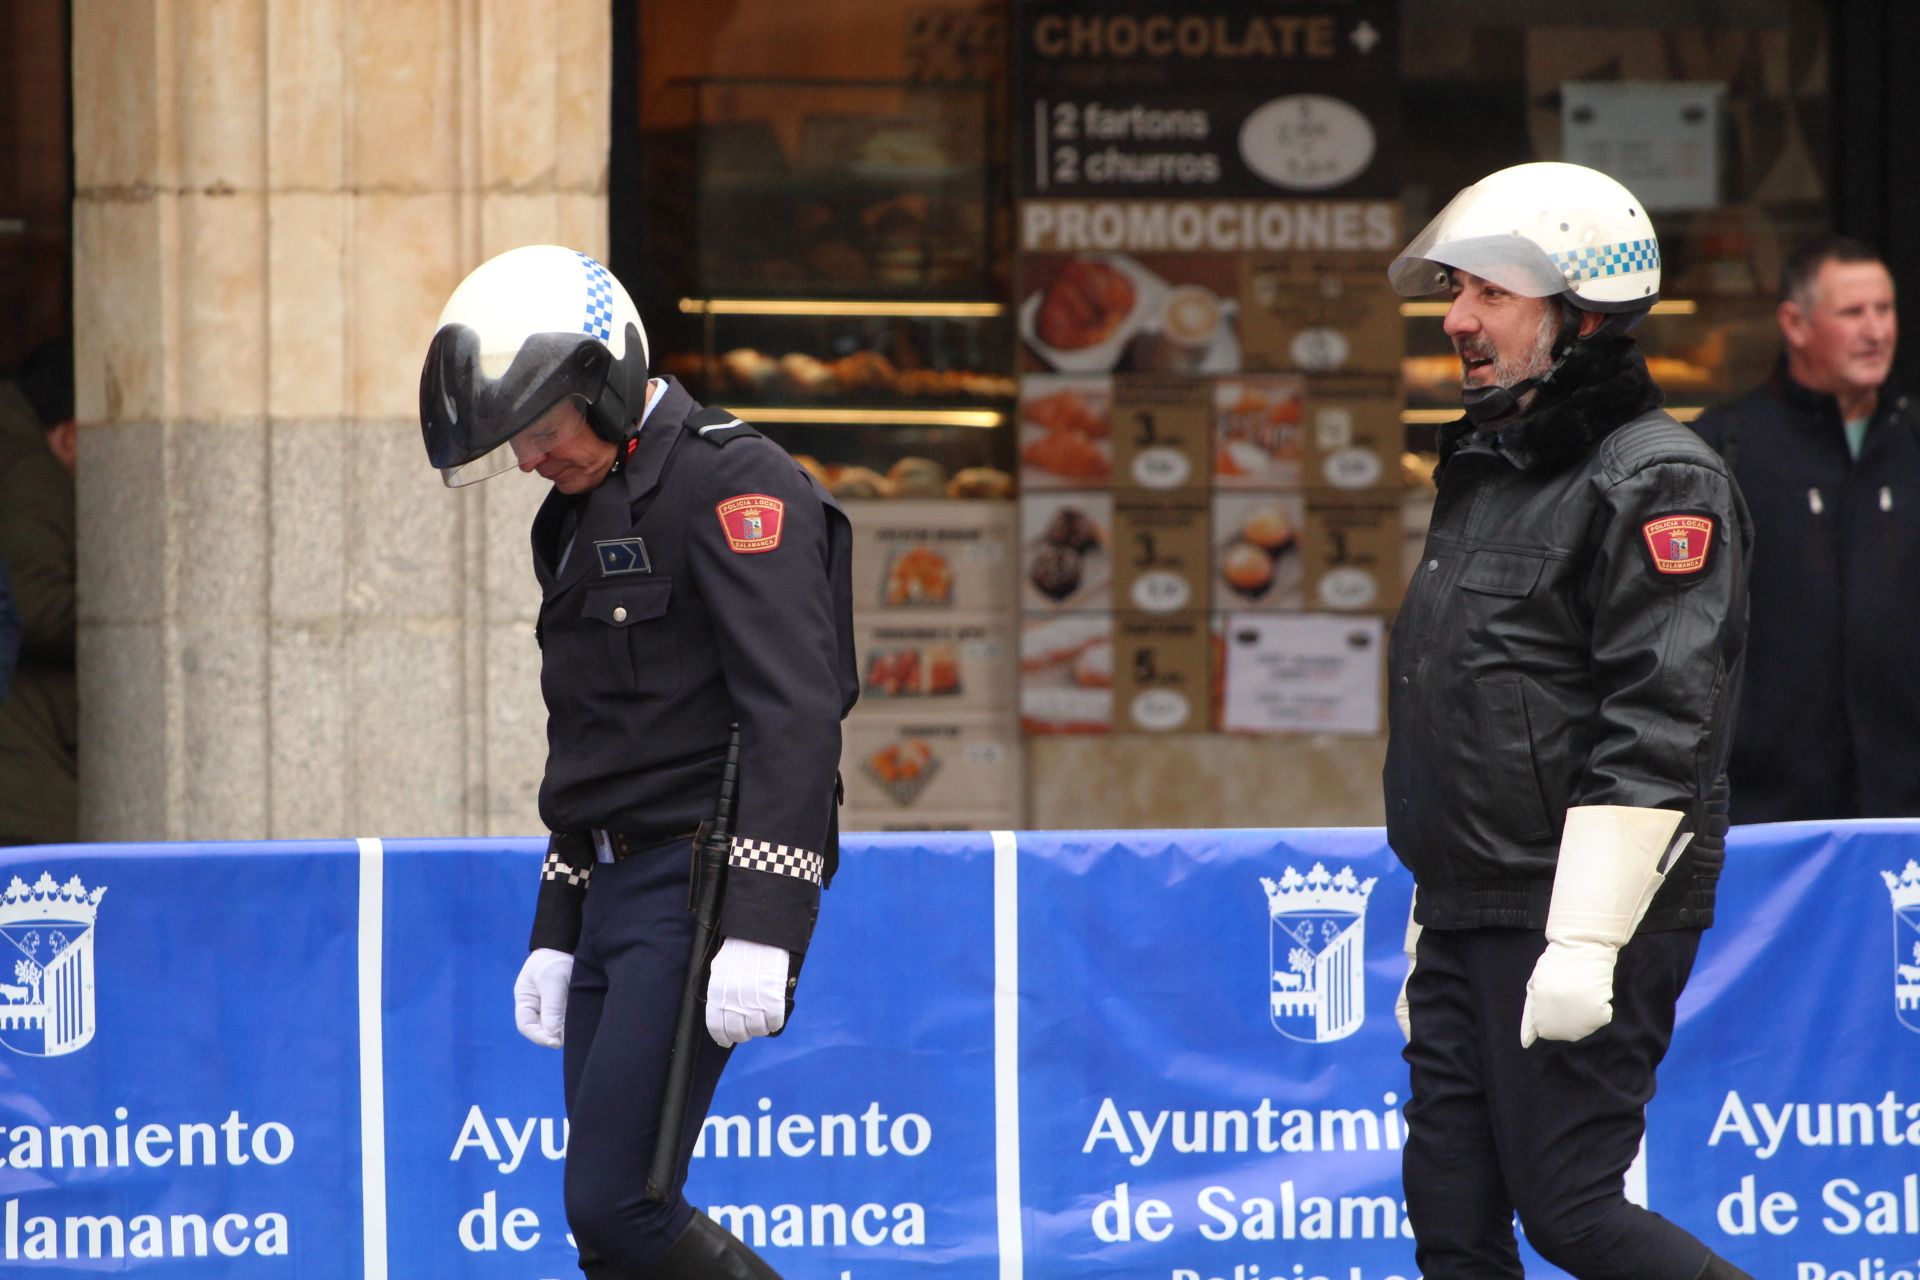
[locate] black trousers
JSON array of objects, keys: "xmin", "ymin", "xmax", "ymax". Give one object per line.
[
  {"xmin": 1402, "ymin": 926, "xmax": 1710, "ymax": 1280},
  {"xmin": 563, "ymin": 840, "xmax": 733, "ymax": 1276}
]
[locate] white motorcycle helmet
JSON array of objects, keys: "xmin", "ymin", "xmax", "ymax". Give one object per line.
[
  {"xmin": 1389, "ymin": 161, "xmax": 1660, "ymax": 322},
  {"xmin": 419, "ymin": 245, "xmax": 650, "ymax": 486}
]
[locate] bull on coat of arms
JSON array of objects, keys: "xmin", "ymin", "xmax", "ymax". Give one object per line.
[{"xmin": 1260, "ymin": 862, "xmax": 1376, "ymax": 1044}]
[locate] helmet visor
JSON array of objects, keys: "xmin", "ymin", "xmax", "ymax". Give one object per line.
[
  {"xmin": 1387, "ymin": 186, "xmax": 1570, "ymax": 299},
  {"xmin": 419, "ymin": 326, "xmax": 611, "ymax": 487}
]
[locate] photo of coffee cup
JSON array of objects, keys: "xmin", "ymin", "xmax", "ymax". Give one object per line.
[{"xmin": 1160, "ymin": 285, "xmax": 1222, "ymax": 370}]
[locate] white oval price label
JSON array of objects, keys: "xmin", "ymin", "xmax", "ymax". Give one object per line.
[
  {"xmin": 1317, "ymin": 567, "xmax": 1379, "ymax": 609},
  {"xmin": 1238, "ymin": 94, "xmax": 1377, "ymax": 192},
  {"xmin": 1131, "ymin": 570, "xmax": 1192, "ymax": 613},
  {"xmin": 1323, "ymin": 447, "xmax": 1383, "ymax": 489},
  {"xmin": 1132, "ymin": 446, "xmax": 1192, "ymax": 490},
  {"xmin": 1130, "ymin": 689, "xmax": 1190, "ymax": 731},
  {"xmin": 1289, "ymin": 327, "xmax": 1350, "ymax": 372}
]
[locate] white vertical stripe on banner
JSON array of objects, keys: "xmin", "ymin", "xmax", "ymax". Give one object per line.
[
  {"xmin": 991, "ymin": 829, "xmax": 1024, "ymax": 1279},
  {"xmin": 356, "ymin": 837, "xmax": 389, "ymax": 1279}
]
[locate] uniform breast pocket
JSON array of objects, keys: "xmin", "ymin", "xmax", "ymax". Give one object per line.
[{"xmin": 582, "ymin": 578, "xmax": 677, "ymax": 697}]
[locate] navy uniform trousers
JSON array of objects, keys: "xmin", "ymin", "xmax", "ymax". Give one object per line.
[
  {"xmin": 563, "ymin": 836, "xmax": 731, "ymax": 1276},
  {"xmin": 1402, "ymin": 926, "xmax": 1710, "ymax": 1280}
]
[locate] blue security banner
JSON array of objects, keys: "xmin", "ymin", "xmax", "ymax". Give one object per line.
[{"xmin": 3, "ymin": 823, "xmax": 1918, "ymax": 1275}]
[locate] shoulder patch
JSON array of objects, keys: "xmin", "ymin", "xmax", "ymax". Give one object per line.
[
  {"xmin": 685, "ymin": 406, "xmax": 760, "ymax": 446},
  {"xmin": 1641, "ymin": 512, "xmax": 1716, "ymax": 577},
  {"xmin": 716, "ymin": 494, "xmax": 785, "ymax": 553}
]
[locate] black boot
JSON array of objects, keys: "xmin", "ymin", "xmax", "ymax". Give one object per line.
[
  {"xmin": 643, "ymin": 1212, "xmax": 782, "ymax": 1279},
  {"xmin": 1696, "ymin": 1253, "xmax": 1755, "ymax": 1280}
]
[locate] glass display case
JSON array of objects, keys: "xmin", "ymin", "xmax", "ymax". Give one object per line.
[{"xmin": 656, "ymin": 77, "xmax": 1016, "ymax": 497}]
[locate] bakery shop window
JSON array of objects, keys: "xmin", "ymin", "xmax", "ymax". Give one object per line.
[
  {"xmin": 1396, "ymin": 0, "xmax": 1833, "ymax": 458},
  {"xmin": 648, "ymin": 77, "xmax": 1016, "ymax": 503}
]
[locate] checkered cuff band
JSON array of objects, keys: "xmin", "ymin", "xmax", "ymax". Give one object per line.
[
  {"xmin": 729, "ymin": 836, "xmax": 825, "ymax": 886},
  {"xmin": 541, "ymin": 847, "xmax": 591, "ymax": 889}
]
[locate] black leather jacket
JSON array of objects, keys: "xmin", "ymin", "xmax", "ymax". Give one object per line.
[{"xmin": 1386, "ymin": 334, "xmax": 1753, "ymax": 931}]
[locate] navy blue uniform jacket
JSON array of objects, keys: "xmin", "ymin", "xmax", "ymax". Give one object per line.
[{"xmin": 528, "ymin": 377, "xmax": 858, "ymax": 957}]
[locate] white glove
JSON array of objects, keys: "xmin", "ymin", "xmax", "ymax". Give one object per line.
[
  {"xmin": 1395, "ymin": 892, "xmax": 1420, "ymax": 1042},
  {"xmin": 1520, "ymin": 805, "xmax": 1686, "ymax": 1048},
  {"xmin": 513, "ymin": 948, "xmax": 574, "ymax": 1048},
  {"xmin": 706, "ymin": 937, "xmax": 790, "ymax": 1047}
]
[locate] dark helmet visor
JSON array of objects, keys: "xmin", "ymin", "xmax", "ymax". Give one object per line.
[{"xmin": 419, "ymin": 326, "xmax": 612, "ymax": 483}]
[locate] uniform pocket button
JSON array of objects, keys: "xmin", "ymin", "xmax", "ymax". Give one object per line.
[{"xmin": 613, "ymin": 606, "xmax": 628, "ymax": 622}]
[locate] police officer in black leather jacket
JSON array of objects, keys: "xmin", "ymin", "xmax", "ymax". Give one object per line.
[
  {"xmin": 1384, "ymin": 165, "xmax": 1754, "ymax": 1280},
  {"xmin": 420, "ymin": 245, "xmax": 857, "ymax": 1279}
]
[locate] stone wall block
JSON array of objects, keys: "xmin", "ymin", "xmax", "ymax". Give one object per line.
[
  {"xmin": 176, "ymin": 0, "xmax": 267, "ymax": 191},
  {"xmin": 348, "ymin": 622, "xmax": 465, "ymax": 834},
  {"xmin": 75, "ymin": 420, "xmax": 168, "ymax": 625},
  {"xmin": 554, "ymin": 0, "xmax": 612, "ymax": 193},
  {"xmin": 72, "ymin": 0, "xmax": 165, "ymax": 190},
  {"xmin": 171, "ymin": 419, "xmax": 268, "ymax": 622},
  {"xmin": 269, "ymin": 420, "xmax": 349, "ymax": 622},
  {"xmin": 485, "ymin": 622, "xmax": 545, "ymax": 834},
  {"xmin": 351, "ymin": 192, "xmax": 461, "ymax": 419},
  {"xmin": 268, "ymin": 193, "xmax": 348, "ymax": 418},
  {"xmin": 344, "ymin": 420, "xmax": 462, "ymax": 620},
  {"xmin": 73, "ymin": 196, "xmax": 171, "ymax": 425},
  {"xmin": 481, "ymin": 477, "xmax": 543, "ymax": 623},
  {"xmin": 349, "ymin": 0, "xmax": 458, "ymax": 191},
  {"xmin": 556, "ymin": 193, "xmax": 610, "ymax": 264},
  {"xmin": 179, "ymin": 192, "xmax": 269, "ymax": 422},
  {"xmin": 477, "ymin": 192, "xmax": 563, "ymax": 259},
  {"xmin": 267, "ymin": 0, "xmax": 347, "ymax": 190},
  {"xmin": 478, "ymin": 0, "xmax": 557, "ymax": 190},
  {"xmin": 269, "ymin": 620, "xmax": 349, "ymax": 836},
  {"xmin": 76, "ymin": 621, "xmax": 170, "ymax": 840},
  {"xmin": 177, "ymin": 620, "xmax": 270, "ymax": 837}
]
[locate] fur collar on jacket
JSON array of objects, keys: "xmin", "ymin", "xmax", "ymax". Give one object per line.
[{"xmin": 1435, "ymin": 330, "xmax": 1665, "ymax": 475}]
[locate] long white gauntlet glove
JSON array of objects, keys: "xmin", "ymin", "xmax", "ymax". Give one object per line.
[
  {"xmin": 1396, "ymin": 892, "xmax": 1420, "ymax": 1042},
  {"xmin": 1520, "ymin": 805, "xmax": 1687, "ymax": 1048},
  {"xmin": 706, "ymin": 937, "xmax": 790, "ymax": 1047},
  {"xmin": 513, "ymin": 947, "xmax": 574, "ymax": 1048}
]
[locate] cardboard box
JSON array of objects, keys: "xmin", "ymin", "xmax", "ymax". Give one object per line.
[
  {"xmin": 1239, "ymin": 244, "xmax": 1404, "ymax": 377},
  {"xmin": 1112, "ymin": 613, "xmax": 1211, "ymax": 734},
  {"xmin": 1112, "ymin": 493, "xmax": 1210, "ymax": 615},
  {"xmin": 1111, "ymin": 373, "xmax": 1212, "ymax": 491},
  {"xmin": 1300, "ymin": 493, "xmax": 1406, "ymax": 613},
  {"xmin": 848, "ymin": 499, "xmax": 1018, "ymax": 615}
]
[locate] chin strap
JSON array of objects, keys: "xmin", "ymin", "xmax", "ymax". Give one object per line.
[{"xmin": 1460, "ymin": 298, "xmax": 1589, "ymax": 426}]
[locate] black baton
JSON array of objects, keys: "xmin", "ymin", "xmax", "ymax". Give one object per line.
[{"xmin": 644, "ymin": 724, "xmax": 740, "ymax": 1201}]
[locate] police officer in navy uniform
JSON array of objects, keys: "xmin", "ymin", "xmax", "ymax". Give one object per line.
[{"xmin": 420, "ymin": 244, "xmax": 857, "ymax": 1279}]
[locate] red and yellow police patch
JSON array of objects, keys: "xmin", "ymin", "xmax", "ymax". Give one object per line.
[
  {"xmin": 716, "ymin": 494, "xmax": 785, "ymax": 553},
  {"xmin": 1641, "ymin": 513, "xmax": 1715, "ymax": 576}
]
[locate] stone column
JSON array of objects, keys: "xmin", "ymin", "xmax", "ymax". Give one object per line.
[{"xmin": 72, "ymin": 0, "xmax": 609, "ymax": 839}]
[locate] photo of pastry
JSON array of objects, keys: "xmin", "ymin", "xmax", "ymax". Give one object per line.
[
  {"xmin": 1019, "ymin": 614, "xmax": 1114, "ymax": 734},
  {"xmin": 864, "ymin": 644, "xmax": 962, "ymax": 698},
  {"xmin": 881, "ymin": 544, "xmax": 957, "ymax": 608},
  {"xmin": 861, "ymin": 739, "xmax": 941, "ymax": 807},
  {"xmin": 1212, "ymin": 493, "xmax": 1305, "ymax": 611},
  {"xmin": 1019, "ymin": 254, "xmax": 1167, "ymax": 373},
  {"xmin": 1019, "ymin": 374, "xmax": 1112, "ymax": 489},
  {"xmin": 1021, "ymin": 492, "xmax": 1113, "ymax": 611},
  {"xmin": 1213, "ymin": 375, "xmax": 1307, "ymax": 489}
]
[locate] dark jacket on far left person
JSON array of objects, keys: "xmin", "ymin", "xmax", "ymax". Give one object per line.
[{"xmin": 0, "ymin": 380, "xmax": 77, "ymax": 846}]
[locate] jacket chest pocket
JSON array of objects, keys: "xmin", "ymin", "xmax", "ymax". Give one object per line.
[
  {"xmin": 580, "ymin": 578, "xmax": 677, "ymax": 697},
  {"xmin": 1458, "ymin": 549, "xmax": 1547, "ymax": 598}
]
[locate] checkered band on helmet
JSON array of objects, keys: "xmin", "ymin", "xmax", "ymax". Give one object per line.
[
  {"xmin": 1552, "ymin": 238, "xmax": 1661, "ymax": 284},
  {"xmin": 578, "ymin": 251, "xmax": 616, "ymax": 342}
]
